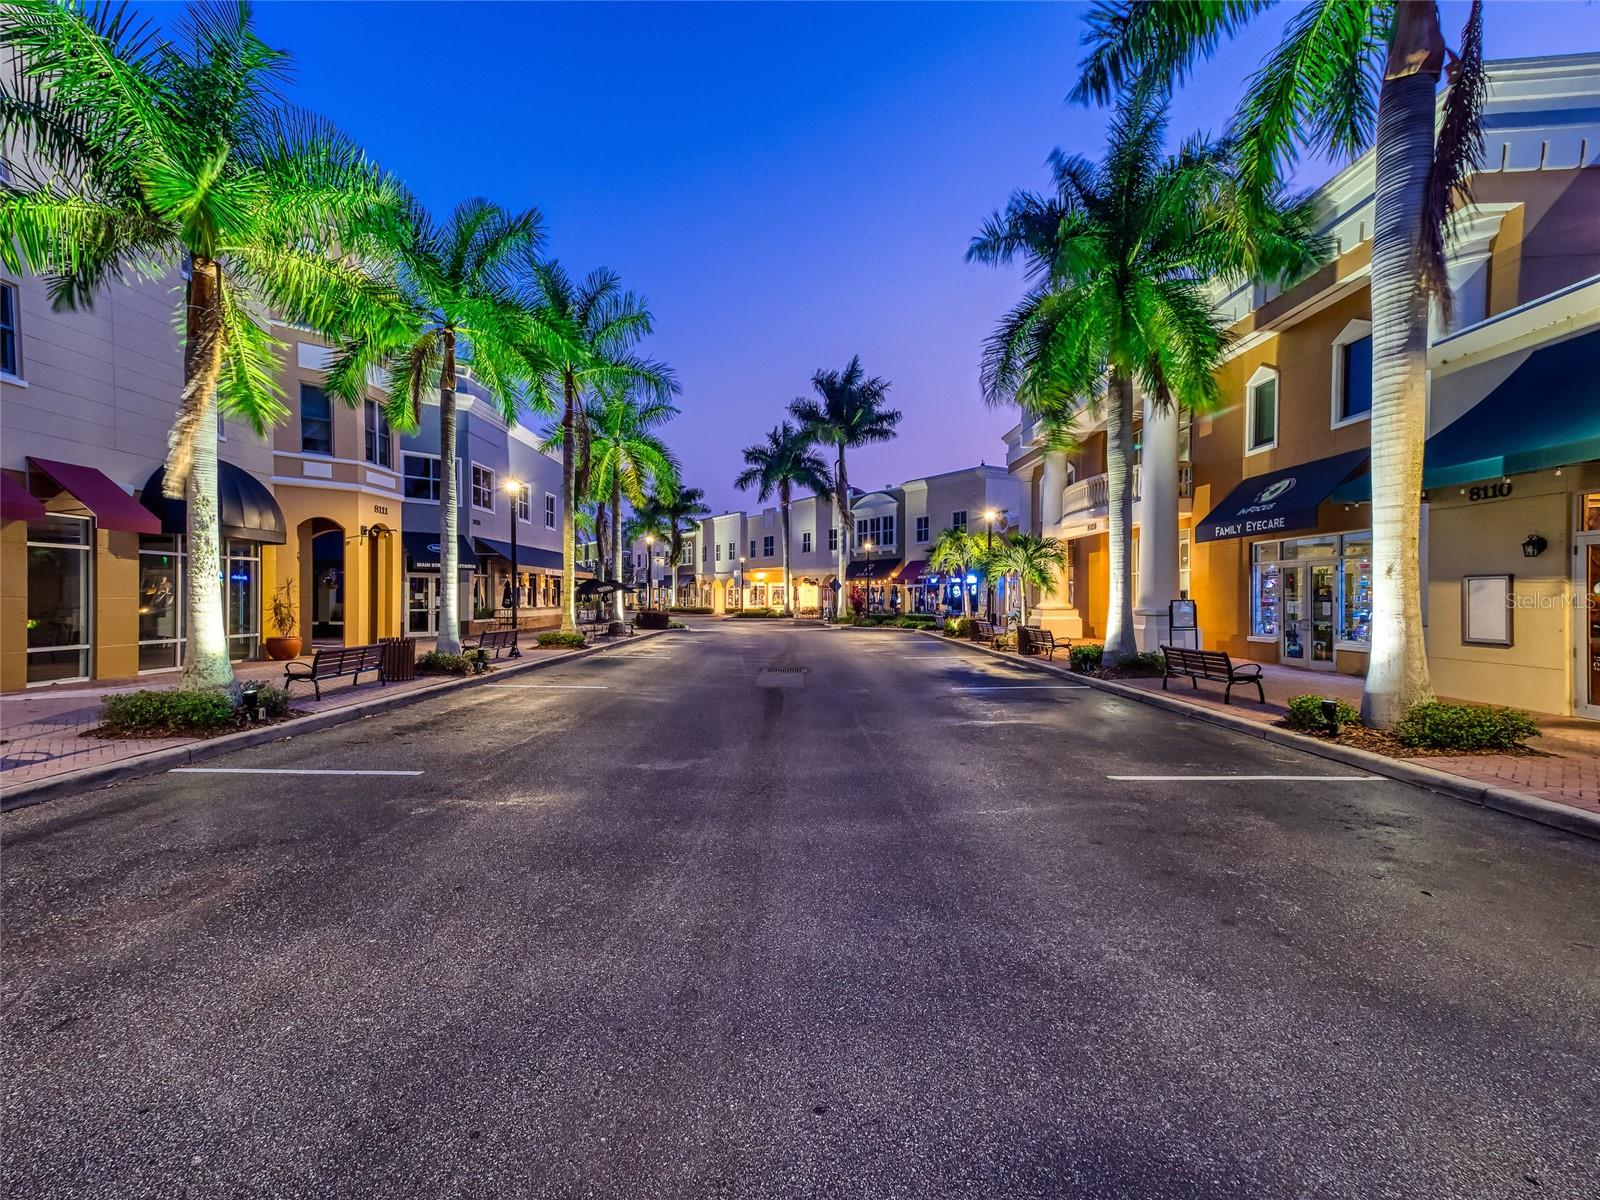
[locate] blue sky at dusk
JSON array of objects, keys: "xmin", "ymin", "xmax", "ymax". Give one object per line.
[{"xmin": 244, "ymin": 1, "xmax": 1593, "ymax": 515}]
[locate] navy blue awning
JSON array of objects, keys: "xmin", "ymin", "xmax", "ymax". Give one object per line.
[
  {"xmin": 846, "ymin": 557, "xmax": 903, "ymax": 580},
  {"xmin": 474, "ymin": 537, "xmax": 564, "ymax": 572},
  {"xmin": 139, "ymin": 462, "xmax": 285, "ymax": 543},
  {"xmin": 1335, "ymin": 329, "xmax": 1600, "ymax": 499},
  {"xmin": 1194, "ymin": 449, "xmax": 1369, "ymax": 543},
  {"xmin": 402, "ymin": 531, "xmax": 477, "ymax": 571}
]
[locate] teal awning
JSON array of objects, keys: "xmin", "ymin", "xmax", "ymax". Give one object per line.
[{"xmin": 1336, "ymin": 329, "xmax": 1600, "ymax": 499}]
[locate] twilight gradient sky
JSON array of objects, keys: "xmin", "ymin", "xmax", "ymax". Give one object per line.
[{"xmin": 248, "ymin": 1, "xmax": 1592, "ymax": 515}]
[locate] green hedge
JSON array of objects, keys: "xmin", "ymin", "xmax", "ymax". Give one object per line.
[
  {"xmin": 417, "ymin": 650, "xmax": 474, "ymax": 676},
  {"xmin": 1284, "ymin": 694, "xmax": 1360, "ymax": 732},
  {"xmin": 1395, "ymin": 701, "xmax": 1540, "ymax": 750},
  {"xmin": 100, "ymin": 688, "xmax": 236, "ymax": 735},
  {"xmin": 670, "ymin": 606, "xmax": 714, "ymax": 614},
  {"xmin": 1069, "ymin": 643, "xmax": 1103, "ymax": 673},
  {"xmin": 537, "ymin": 630, "xmax": 587, "ymax": 649},
  {"xmin": 732, "ymin": 608, "xmax": 780, "ymax": 618},
  {"xmin": 945, "ymin": 617, "xmax": 974, "ymax": 638}
]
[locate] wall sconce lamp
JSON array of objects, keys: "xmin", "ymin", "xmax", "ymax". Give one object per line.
[{"xmin": 1521, "ymin": 533, "xmax": 1548, "ymax": 559}]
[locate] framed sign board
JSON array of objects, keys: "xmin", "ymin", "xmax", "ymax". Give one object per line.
[
  {"xmin": 1462, "ymin": 574, "xmax": 1513, "ymax": 647},
  {"xmin": 1169, "ymin": 599, "xmax": 1197, "ymax": 631}
]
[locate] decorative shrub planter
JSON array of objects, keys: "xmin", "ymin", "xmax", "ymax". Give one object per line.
[{"xmin": 636, "ymin": 611, "xmax": 670, "ymax": 630}]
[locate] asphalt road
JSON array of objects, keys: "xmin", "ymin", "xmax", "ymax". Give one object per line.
[{"xmin": 4, "ymin": 620, "xmax": 1598, "ymax": 1199}]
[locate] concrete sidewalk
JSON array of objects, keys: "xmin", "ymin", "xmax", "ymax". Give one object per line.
[{"xmin": 0, "ymin": 633, "xmax": 651, "ymax": 803}]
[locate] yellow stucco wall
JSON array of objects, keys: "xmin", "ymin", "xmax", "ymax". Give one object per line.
[{"xmin": 0, "ymin": 519, "xmax": 27, "ymax": 691}]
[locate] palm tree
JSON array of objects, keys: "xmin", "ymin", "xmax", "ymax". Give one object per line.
[
  {"xmin": 733, "ymin": 421, "xmax": 834, "ymax": 617},
  {"xmin": 1, "ymin": 0, "xmax": 402, "ymax": 690},
  {"xmin": 929, "ymin": 528, "xmax": 981, "ymax": 620},
  {"xmin": 789, "ymin": 356, "xmax": 900, "ymax": 620},
  {"xmin": 968, "ymin": 85, "xmax": 1322, "ymax": 661},
  {"xmin": 1073, "ymin": 1, "xmax": 1487, "ymax": 723},
  {"xmin": 623, "ymin": 499, "xmax": 672, "ymax": 609},
  {"xmin": 327, "ymin": 199, "xmax": 556, "ymax": 654},
  {"xmin": 531, "ymin": 262, "xmax": 676, "ymax": 634},
  {"xmin": 654, "ymin": 486, "xmax": 711, "ymax": 608},
  {"xmin": 585, "ymin": 387, "xmax": 680, "ymax": 623},
  {"xmin": 995, "ymin": 533, "xmax": 1068, "ymax": 630}
]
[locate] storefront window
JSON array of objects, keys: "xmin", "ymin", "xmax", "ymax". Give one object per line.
[
  {"xmin": 1178, "ymin": 529, "xmax": 1191, "ymax": 597},
  {"xmin": 1583, "ymin": 492, "xmax": 1600, "ymax": 532},
  {"xmin": 1279, "ymin": 534, "xmax": 1338, "ymax": 560},
  {"xmin": 27, "ymin": 514, "xmax": 93, "ymax": 683},
  {"xmin": 1251, "ymin": 541, "xmax": 1280, "ymax": 637},
  {"xmin": 139, "ymin": 535, "xmax": 183, "ymax": 671},
  {"xmin": 1340, "ymin": 535, "xmax": 1373, "ymax": 645}
]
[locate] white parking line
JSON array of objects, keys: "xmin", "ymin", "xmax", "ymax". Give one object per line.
[
  {"xmin": 169, "ymin": 768, "xmax": 424, "ymax": 776},
  {"xmin": 1107, "ymin": 774, "xmax": 1372, "ymax": 781},
  {"xmin": 956, "ymin": 685, "xmax": 1090, "ymax": 690},
  {"xmin": 483, "ymin": 683, "xmax": 610, "ymax": 690}
]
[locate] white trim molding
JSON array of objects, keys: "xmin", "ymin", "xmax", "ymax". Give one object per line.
[
  {"xmin": 1330, "ymin": 318, "xmax": 1374, "ymax": 430},
  {"xmin": 1244, "ymin": 364, "xmax": 1280, "ymax": 456}
]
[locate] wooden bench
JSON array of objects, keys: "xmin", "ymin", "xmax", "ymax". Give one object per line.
[
  {"xmin": 971, "ymin": 620, "xmax": 1008, "ymax": 649},
  {"xmin": 1017, "ymin": 626, "xmax": 1061, "ymax": 660},
  {"xmin": 468, "ymin": 628, "xmax": 520, "ymax": 660},
  {"xmin": 1160, "ymin": 645, "xmax": 1264, "ymax": 704},
  {"xmin": 283, "ymin": 644, "xmax": 386, "ymax": 700}
]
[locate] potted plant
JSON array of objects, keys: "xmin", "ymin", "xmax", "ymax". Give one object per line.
[{"xmin": 264, "ymin": 583, "xmax": 301, "ymax": 660}]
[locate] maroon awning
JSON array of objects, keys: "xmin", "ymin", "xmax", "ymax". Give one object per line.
[
  {"xmin": 27, "ymin": 457, "xmax": 161, "ymax": 534},
  {"xmin": 896, "ymin": 559, "xmax": 928, "ymax": 585},
  {"xmin": 1, "ymin": 472, "xmax": 46, "ymax": 522}
]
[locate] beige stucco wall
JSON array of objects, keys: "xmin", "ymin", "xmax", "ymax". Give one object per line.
[{"xmin": 1426, "ymin": 467, "xmax": 1596, "ymax": 716}]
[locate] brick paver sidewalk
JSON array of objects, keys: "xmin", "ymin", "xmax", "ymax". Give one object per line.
[
  {"xmin": 0, "ymin": 638, "xmax": 579, "ymax": 794},
  {"xmin": 1111, "ymin": 662, "xmax": 1600, "ymax": 819}
]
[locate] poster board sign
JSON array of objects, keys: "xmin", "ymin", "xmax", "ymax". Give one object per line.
[
  {"xmin": 1169, "ymin": 599, "xmax": 1197, "ymax": 631},
  {"xmin": 1462, "ymin": 575, "xmax": 1513, "ymax": 647}
]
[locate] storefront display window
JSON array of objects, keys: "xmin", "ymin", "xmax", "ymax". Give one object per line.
[
  {"xmin": 225, "ymin": 541, "xmax": 260, "ymax": 660},
  {"xmin": 1340, "ymin": 536, "xmax": 1373, "ymax": 646},
  {"xmin": 1250, "ymin": 542, "xmax": 1280, "ymax": 637},
  {"xmin": 139, "ymin": 535, "xmax": 183, "ymax": 670},
  {"xmin": 27, "ymin": 514, "xmax": 93, "ymax": 684}
]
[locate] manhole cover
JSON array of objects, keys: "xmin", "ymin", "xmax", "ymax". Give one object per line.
[{"xmin": 756, "ymin": 667, "xmax": 807, "ymax": 689}]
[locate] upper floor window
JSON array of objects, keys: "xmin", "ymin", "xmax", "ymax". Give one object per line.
[
  {"xmin": 300, "ymin": 385, "xmax": 333, "ymax": 455},
  {"xmin": 702, "ymin": 543, "xmax": 708, "ymax": 563},
  {"xmin": 543, "ymin": 493, "xmax": 556, "ymax": 529},
  {"xmin": 749, "ymin": 539, "xmax": 757, "ymax": 558},
  {"xmin": 715, "ymin": 542, "xmax": 722, "ymax": 562},
  {"xmin": 763, "ymin": 535, "xmax": 774, "ymax": 557},
  {"xmin": 363, "ymin": 400, "xmax": 393, "ymax": 469},
  {"xmin": 915, "ymin": 516, "xmax": 929, "ymax": 543},
  {"xmin": 515, "ymin": 485, "xmax": 531, "ymax": 524},
  {"xmin": 471, "ymin": 464, "xmax": 495, "ymax": 510},
  {"xmin": 1331, "ymin": 321, "xmax": 1373, "ymax": 426},
  {"xmin": 1245, "ymin": 366, "xmax": 1278, "ymax": 454},
  {"xmin": 951, "ymin": 510, "xmax": 967, "ymax": 532},
  {"xmin": 0, "ymin": 281, "xmax": 20, "ymax": 377},
  {"xmin": 403, "ymin": 453, "xmax": 442, "ymax": 500},
  {"xmin": 802, "ymin": 531, "xmax": 812, "ymax": 553},
  {"xmin": 728, "ymin": 541, "xmax": 735, "ymax": 561},
  {"xmin": 828, "ymin": 527, "xmax": 838, "ymax": 552}
]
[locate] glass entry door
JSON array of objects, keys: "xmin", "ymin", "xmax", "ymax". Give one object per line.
[
  {"xmin": 406, "ymin": 574, "xmax": 440, "ymax": 635},
  {"xmin": 1582, "ymin": 540, "xmax": 1600, "ymax": 720},
  {"xmin": 1280, "ymin": 562, "xmax": 1336, "ymax": 669}
]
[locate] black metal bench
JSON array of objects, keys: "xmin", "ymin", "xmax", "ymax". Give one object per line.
[
  {"xmin": 468, "ymin": 628, "xmax": 520, "ymax": 659},
  {"xmin": 283, "ymin": 644, "xmax": 386, "ymax": 700},
  {"xmin": 1017, "ymin": 626, "xmax": 1061, "ymax": 660},
  {"xmin": 971, "ymin": 619, "xmax": 1005, "ymax": 649},
  {"xmin": 1160, "ymin": 644, "xmax": 1264, "ymax": 704}
]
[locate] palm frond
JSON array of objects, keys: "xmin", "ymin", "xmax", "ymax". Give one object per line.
[
  {"xmin": 1072, "ymin": 0, "xmax": 1270, "ymax": 105},
  {"xmin": 1417, "ymin": 0, "xmax": 1486, "ymax": 315}
]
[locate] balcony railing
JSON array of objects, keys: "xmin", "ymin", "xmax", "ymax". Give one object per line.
[{"xmin": 1059, "ymin": 463, "xmax": 1194, "ymax": 518}]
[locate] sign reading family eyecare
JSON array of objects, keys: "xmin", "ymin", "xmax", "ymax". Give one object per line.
[{"xmin": 1194, "ymin": 449, "xmax": 1369, "ymax": 543}]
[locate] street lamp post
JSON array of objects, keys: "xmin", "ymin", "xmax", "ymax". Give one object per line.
[
  {"xmin": 645, "ymin": 534, "xmax": 655, "ymax": 610},
  {"xmin": 982, "ymin": 507, "xmax": 999, "ymax": 624},
  {"xmin": 504, "ymin": 479, "xmax": 524, "ymax": 657},
  {"xmin": 738, "ymin": 556, "xmax": 745, "ymax": 610}
]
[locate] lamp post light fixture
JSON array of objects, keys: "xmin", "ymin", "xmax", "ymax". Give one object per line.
[
  {"xmin": 502, "ymin": 478, "xmax": 524, "ymax": 656},
  {"xmin": 982, "ymin": 507, "xmax": 1000, "ymax": 622},
  {"xmin": 739, "ymin": 556, "xmax": 746, "ymax": 610},
  {"xmin": 645, "ymin": 534, "xmax": 655, "ymax": 610}
]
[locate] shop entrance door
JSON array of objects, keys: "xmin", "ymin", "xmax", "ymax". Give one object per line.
[
  {"xmin": 1578, "ymin": 501, "xmax": 1600, "ymax": 719},
  {"xmin": 1280, "ymin": 561, "xmax": 1337, "ymax": 669},
  {"xmin": 406, "ymin": 574, "xmax": 440, "ymax": 635}
]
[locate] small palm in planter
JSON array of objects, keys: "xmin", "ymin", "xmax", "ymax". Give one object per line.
[{"xmin": 264, "ymin": 585, "xmax": 301, "ymax": 661}]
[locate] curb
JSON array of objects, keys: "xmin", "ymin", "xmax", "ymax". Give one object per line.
[
  {"xmin": 918, "ymin": 630, "xmax": 1600, "ymax": 843},
  {"xmin": 0, "ymin": 629, "xmax": 670, "ymax": 813}
]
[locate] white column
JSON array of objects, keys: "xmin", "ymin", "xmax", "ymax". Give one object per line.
[
  {"xmin": 1134, "ymin": 395, "xmax": 1179, "ymax": 652},
  {"xmin": 1039, "ymin": 452, "xmax": 1066, "ymax": 529}
]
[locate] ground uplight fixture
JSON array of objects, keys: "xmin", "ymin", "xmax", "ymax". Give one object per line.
[
  {"xmin": 1522, "ymin": 533, "xmax": 1548, "ymax": 558},
  {"xmin": 241, "ymin": 682, "xmax": 261, "ymax": 723},
  {"xmin": 1320, "ymin": 699, "xmax": 1341, "ymax": 735}
]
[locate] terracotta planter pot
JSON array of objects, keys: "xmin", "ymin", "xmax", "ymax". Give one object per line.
[{"xmin": 264, "ymin": 636, "xmax": 302, "ymax": 661}]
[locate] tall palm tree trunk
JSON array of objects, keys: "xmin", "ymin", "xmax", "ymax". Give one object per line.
[
  {"xmin": 435, "ymin": 333, "xmax": 463, "ymax": 654},
  {"xmin": 560, "ymin": 377, "xmax": 578, "ymax": 634},
  {"xmin": 1103, "ymin": 370, "xmax": 1137, "ymax": 659},
  {"xmin": 779, "ymin": 485, "xmax": 793, "ymax": 617},
  {"xmin": 1363, "ymin": 10, "xmax": 1442, "ymax": 728},
  {"xmin": 835, "ymin": 448, "xmax": 851, "ymax": 619},
  {"xmin": 175, "ymin": 259, "xmax": 233, "ymax": 691},
  {"xmin": 611, "ymin": 477, "xmax": 625, "ymax": 625}
]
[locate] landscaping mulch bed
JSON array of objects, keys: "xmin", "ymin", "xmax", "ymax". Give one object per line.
[{"xmin": 1273, "ymin": 721, "xmax": 1546, "ymax": 759}]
